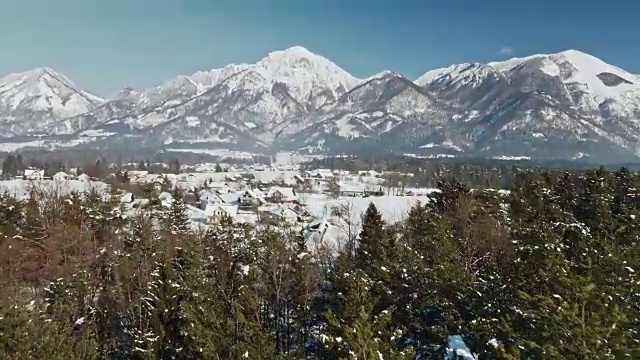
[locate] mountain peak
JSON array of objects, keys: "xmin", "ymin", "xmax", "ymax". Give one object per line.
[
  {"xmin": 552, "ymin": 49, "xmax": 610, "ymax": 66},
  {"xmin": 0, "ymin": 67, "xmax": 97, "ymax": 96},
  {"xmin": 111, "ymin": 86, "xmax": 138, "ymax": 101},
  {"xmin": 0, "ymin": 67, "xmax": 105, "ymax": 136},
  {"xmin": 259, "ymin": 45, "xmax": 339, "ymax": 70},
  {"xmin": 7, "ymin": 67, "xmax": 69, "ymax": 81},
  {"xmin": 361, "ymin": 71, "xmax": 406, "ymax": 84},
  {"xmin": 557, "ymin": 49, "xmax": 590, "ymax": 57},
  {"xmin": 269, "ymin": 45, "xmax": 316, "ymax": 58},
  {"xmin": 26, "ymin": 67, "xmax": 53, "ymax": 77},
  {"xmin": 245, "ymin": 45, "xmax": 361, "ymax": 100}
]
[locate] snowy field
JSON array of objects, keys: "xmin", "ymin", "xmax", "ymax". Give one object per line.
[
  {"xmin": 305, "ymin": 194, "xmax": 432, "ymax": 225},
  {"xmin": 0, "ymin": 138, "xmax": 97, "ymax": 152},
  {"xmin": 164, "ymin": 148, "xmax": 257, "ymax": 159},
  {"xmin": 163, "ymin": 148, "xmax": 325, "ymax": 164},
  {"xmin": 300, "ymin": 193, "xmax": 435, "ymax": 251}
]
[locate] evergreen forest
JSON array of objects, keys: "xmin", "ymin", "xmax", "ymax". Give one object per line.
[{"xmin": 0, "ymin": 168, "xmax": 638, "ymax": 359}]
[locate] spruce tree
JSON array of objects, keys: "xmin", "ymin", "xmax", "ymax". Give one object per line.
[
  {"xmin": 322, "ymin": 253, "xmax": 414, "ymax": 359},
  {"xmin": 162, "ymin": 189, "xmax": 191, "ymax": 236},
  {"xmin": 356, "ymin": 202, "xmax": 386, "ymax": 271}
]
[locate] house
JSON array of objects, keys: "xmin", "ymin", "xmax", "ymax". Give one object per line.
[
  {"xmin": 198, "ymin": 190, "xmax": 224, "ymax": 209},
  {"xmin": 302, "ymin": 220, "xmax": 344, "ymax": 251},
  {"xmin": 338, "ymin": 183, "xmax": 367, "ymax": 197},
  {"xmin": 266, "ymin": 187, "xmax": 297, "ymax": 203},
  {"xmin": 24, "ymin": 169, "xmax": 44, "ymax": 180},
  {"xmin": 121, "ymin": 192, "xmax": 135, "ymax": 204},
  {"xmin": 239, "ymin": 189, "xmax": 266, "ymax": 207},
  {"xmin": 218, "ymin": 192, "xmax": 241, "ymax": 205},
  {"xmin": 206, "ymin": 181, "xmax": 229, "ymax": 193},
  {"xmin": 77, "ymin": 173, "xmax": 91, "ymax": 182},
  {"xmin": 128, "ymin": 170, "xmax": 149, "ymax": 183},
  {"xmin": 306, "ymin": 170, "xmax": 332, "ymax": 179},
  {"xmin": 358, "ymin": 170, "xmax": 380, "ymax": 177},
  {"xmin": 269, "ymin": 205, "xmax": 300, "ymax": 224},
  {"xmin": 240, "ymin": 173, "xmax": 256, "ymax": 181},
  {"xmin": 205, "ymin": 204, "xmax": 238, "ymax": 220},
  {"xmin": 53, "ymin": 171, "xmax": 70, "ymax": 182},
  {"xmin": 158, "ymin": 192, "xmax": 173, "ymax": 207},
  {"xmin": 186, "ymin": 205, "xmax": 208, "ymax": 224},
  {"xmin": 288, "ymin": 204, "xmax": 312, "ymax": 222}
]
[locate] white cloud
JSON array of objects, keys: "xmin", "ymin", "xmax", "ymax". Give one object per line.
[{"xmin": 499, "ymin": 46, "xmax": 514, "ymax": 56}]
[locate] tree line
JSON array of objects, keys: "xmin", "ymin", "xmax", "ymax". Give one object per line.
[
  {"xmin": 0, "ymin": 167, "xmax": 638, "ymax": 358},
  {"xmin": 306, "ymin": 155, "xmax": 640, "ymax": 190}
]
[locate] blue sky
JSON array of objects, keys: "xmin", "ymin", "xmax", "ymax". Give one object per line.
[{"xmin": 1, "ymin": 0, "xmax": 638, "ymax": 96}]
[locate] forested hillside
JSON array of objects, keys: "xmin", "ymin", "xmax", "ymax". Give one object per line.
[{"xmin": 0, "ymin": 168, "xmax": 638, "ymax": 359}]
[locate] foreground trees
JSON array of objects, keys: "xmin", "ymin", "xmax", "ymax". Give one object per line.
[{"xmin": 0, "ymin": 168, "xmax": 638, "ymax": 359}]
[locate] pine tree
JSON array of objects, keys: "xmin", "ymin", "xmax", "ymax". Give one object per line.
[
  {"xmin": 321, "ymin": 253, "xmax": 414, "ymax": 359},
  {"xmin": 162, "ymin": 189, "xmax": 191, "ymax": 236},
  {"xmin": 356, "ymin": 202, "xmax": 386, "ymax": 271},
  {"xmin": 401, "ymin": 201, "xmax": 473, "ymax": 357},
  {"xmin": 128, "ymin": 243, "xmax": 204, "ymax": 360},
  {"xmin": 1, "ymin": 154, "xmax": 16, "ymax": 179},
  {"xmin": 0, "ymin": 301, "xmax": 99, "ymax": 360},
  {"xmin": 184, "ymin": 218, "xmax": 278, "ymax": 359},
  {"xmin": 287, "ymin": 232, "xmax": 320, "ymax": 357}
]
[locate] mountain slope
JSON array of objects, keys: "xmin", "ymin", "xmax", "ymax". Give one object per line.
[
  {"xmin": 283, "ymin": 72, "xmax": 461, "ymax": 154},
  {"xmin": 0, "ymin": 68, "xmax": 104, "ymax": 137}
]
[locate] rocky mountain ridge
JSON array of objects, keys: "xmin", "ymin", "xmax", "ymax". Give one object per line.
[{"xmin": 1, "ymin": 47, "xmax": 639, "ymax": 162}]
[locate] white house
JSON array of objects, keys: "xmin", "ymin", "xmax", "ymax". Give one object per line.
[
  {"xmin": 121, "ymin": 192, "xmax": 135, "ymax": 203},
  {"xmin": 206, "ymin": 181, "xmax": 230, "ymax": 193},
  {"xmin": 239, "ymin": 189, "xmax": 266, "ymax": 207},
  {"xmin": 158, "ymin": 192, "xmax": 173, "ymax": 207},
  {"xmin": 24, "ymin": 169, "xmax": 44, "ymax": 180},
  {"xmin": 217, "ymin": 192, "xmax": 241, "ymax": 205},
  {"xmin": 289, "ymin": 204, "xmax": 312, "ymax": 221},
  {"xmin": 306, "ymin": 170, "xmax": 332, "ymax": 179},
  {"xmin": 261, "ymin": 204, "xmax": 299, "ymax": 224},
  {"xmin": 198, "ymin": 190, "xmax": 224, "ymax": 209},
  {"xmin": 53, "ymin": 171, "xmax": 70, "ymax": 182},
  {"xmin": 128, "ymin": 170, "xmax": 149, "ymax": 183},
  {"xmin": 205, "ymin": 204, "xmax": 239, "ymax": 220},
  {"xmin": 303, "ymin": 220, "xmax": 341, "ymax": 251}
]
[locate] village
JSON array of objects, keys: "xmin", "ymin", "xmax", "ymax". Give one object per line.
[{"xmin": 0, "ymin": 161, "xmax": 437, "ymax": 250}]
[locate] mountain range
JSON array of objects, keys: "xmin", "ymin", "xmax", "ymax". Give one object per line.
[{"xmin": 1, "ymin": 46, "xmax": 639, "ymax": 162}]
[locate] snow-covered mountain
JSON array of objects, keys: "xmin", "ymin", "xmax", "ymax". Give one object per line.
[
  {"xmin": 1, "ymin": 47, "xmax": 639, "ymax": 162},
  {"xmin": 283, "ymin": 71, "xmax": 461, "ymax": 154},
  {"xmin": 415, "ymin": 50, "xmax": 640, "ymax": 161},
  {"xmin": 0, "ymin": 68, "xmax": 103, "ymax": 137},
  {"xmin": 58, "ymin": 46, "xmax": 363, "ymax": 149}
]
